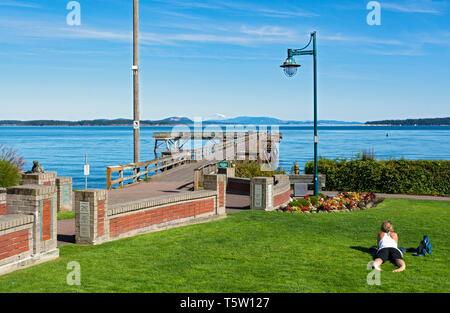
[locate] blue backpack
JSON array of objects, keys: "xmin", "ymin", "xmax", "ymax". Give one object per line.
[{"xmin": 413, "ymin": 235, "xmax": 432, "ymax": 257}]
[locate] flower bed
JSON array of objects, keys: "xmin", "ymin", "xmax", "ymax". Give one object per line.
[{"xmin": 284, "ymin": 192, "xmax": 378, "ymax": 213}]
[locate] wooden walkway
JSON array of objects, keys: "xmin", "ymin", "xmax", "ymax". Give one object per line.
[{"xmin": 108, "ymin": 160, "xmax": 211, "ymax": 206}]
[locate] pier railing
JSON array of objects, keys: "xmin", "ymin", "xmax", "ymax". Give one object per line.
[{"xmin": 106, "ymin": 151, "xmax": 192, "ymax": 190}]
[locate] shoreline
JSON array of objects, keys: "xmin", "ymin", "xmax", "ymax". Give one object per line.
[{"xmin": 1, "ymin": 124, "xmax": 449, "ymax": 127}]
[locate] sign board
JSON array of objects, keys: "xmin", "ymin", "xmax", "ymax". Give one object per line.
[
  {"xmin": 62, "ymin": 184, "xmax": 71, "ymax": 207},
  {"xmin": 84, "ymin": 164, "xmax": 90, "ymax": 176},
  {"xmin": 253, "ymin": 184, "xmax": 263, "ymax": 208},
  {"xmin": 133, "ymin": 121, "xmax": 140, "ymax": 130},
  {"xmin": 80, "ymin": 201, "xmax": 90, "ymax": 214},
  {"xmin": 294, "ymin": 183, "xmax": 308, "ymax": 197},
  {"xmin": 217, "ymin": 161, "xmax": 230, "ymax": 168},
  {"xmin": 79, "ymin": 201, "xmax": 90, "ymax": 238}
]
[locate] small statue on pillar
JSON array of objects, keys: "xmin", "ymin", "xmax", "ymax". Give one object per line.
[{"xmin": 31, "ymin": 160, "xmax": 45, "ymax": 173}]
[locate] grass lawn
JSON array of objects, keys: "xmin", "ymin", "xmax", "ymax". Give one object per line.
[
  {"xmin": 0, "ymin": 198, "xmax": 448, "ymax": 293},
  {"xmin": 57, "ymin": 211, "xmax": 75, "ymax": 220}
]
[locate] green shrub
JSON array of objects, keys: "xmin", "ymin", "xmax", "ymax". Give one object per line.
[
  {"xmin": 235, "ymin": 161, "xmax": 286, "ymax": 178},
  {"xmin": 309, "ymin": 196, "xmax": 319, "ymax": 206},
  {"xmin": 305, "ymin": 158, "xmax": 450, "ymax": 196},
  {"xmin": 0, "ymin": 160, "xmax": 21, "ymax": 188}
]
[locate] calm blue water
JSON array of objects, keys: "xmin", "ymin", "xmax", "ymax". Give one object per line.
[{"xmin": 1, "ymin": 126, "xmax": 449, "ymax": 189}]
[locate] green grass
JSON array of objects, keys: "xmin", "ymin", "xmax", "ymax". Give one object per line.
[
  {"xmin": 57, "ymin": 211, "xmax": 75, "ymax": 220},
  {"xmin": 0, "ymin": 198, "xmax": 449, "ymax": 293}
]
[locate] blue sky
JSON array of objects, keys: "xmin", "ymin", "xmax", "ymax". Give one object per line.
[{"xmin": 0, "ymin": 0, "xmax": 449, "ymax": 122}]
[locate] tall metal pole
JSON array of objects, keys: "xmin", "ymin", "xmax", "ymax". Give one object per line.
[
  {"xmin": 312, "ymin": 32, "xmax": 319, "ymax": 197},
  {"xmin": 133, "ymin": 0, "xmax": 140, "ymax": 164}
]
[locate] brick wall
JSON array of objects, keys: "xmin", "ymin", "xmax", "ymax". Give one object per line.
[
  {"xmin": 273, "ymin": 189, "xmax": 291, "ymax": 208},
  {"xmin": 0, "ymin": 214, "xmax": 34, "ymax": 272},
  {"xmin": 218, "ymin": 182, "xmax": 225, "ymax": 208},
  {"xmin": 75, "ymin": 186, "xmax": 225, "ymax": 245},
  {"xmin": 272, "ymin": 175, "xmax": 291, "ymax": 209},
  {"xmin": 97, "ymin": 200, "xmax": 105, "ymax": 237},
  {"xmin": 41, "ymin": 199, "xmax": 52, "ymax": 241},
  {"xmin": 204, "ymin": 174, "xmax": 226, "ymax": 215},
  {"xmin": 0, "ymin": 229, "xmax": 29, "ymax": 261},
  {"xmin": 6, "ymin": 185, "xmax": 58, "ymax": 255},
  {"xmin": 1, "ymin": 184, "xmax": 59, "ymax": 276},
  {"xmin": 109, "ymin": 198, "xmax": 215, "ymax": 237}
]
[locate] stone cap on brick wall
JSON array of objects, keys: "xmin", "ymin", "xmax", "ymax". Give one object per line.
[
  {"xmin": 227, "ymin": 177, "xmax": 250, "ymax": 183},
  {"xmin": 56, "ymin": 177, "xmax": 72, "ymax": 183},
  {"xmin": 21, "ymin": 171, "xmax": 57, "ymax": 178},
  {"xmin": 75, "ymin": 189, "xmax": 106, "ymax": 195},
  {"xmin": 0, "ymin": 214, "xmax": 34, "ymax": 231},
  {"xmin": 273, "ymin": 174, "xmax": 290, "ymax": 184},
  {"xmin": 250, "ymin": 177, "xmax": 273, "ymax": 184},
  {"xmin": 109, "ymin": 190, "xmax": 217, "ymax": 216},
  {"xmin": 6, "ymin": 184, "xmax": 57, "ymax": 196}
]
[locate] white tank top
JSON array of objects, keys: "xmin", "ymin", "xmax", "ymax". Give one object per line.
[{"xmin": 378, "ymin": 232, "xmax": 398, "ymax": 249}]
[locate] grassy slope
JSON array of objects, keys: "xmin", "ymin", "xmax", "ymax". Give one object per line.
[{"xmin": 0, "ymin": 198, "xmax": 449, "ymax": 293}]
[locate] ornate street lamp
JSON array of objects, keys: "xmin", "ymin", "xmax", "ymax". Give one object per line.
[{"xmin": 280, "ymin": 31, "xmax": 319, "ymax": 196}]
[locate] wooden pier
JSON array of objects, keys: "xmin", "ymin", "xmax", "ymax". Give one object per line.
[{"xmin": 107, "ymin": 131, "xmax": 282, "ymax": 190}]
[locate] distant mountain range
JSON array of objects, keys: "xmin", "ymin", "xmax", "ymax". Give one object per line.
[
  {"xmin": 0, "ymin": 116, "xmax": 363, "ymax": 126},
  {"xmin": 365, "ymin": 117, "xmax": 450, "ymax": 126}
]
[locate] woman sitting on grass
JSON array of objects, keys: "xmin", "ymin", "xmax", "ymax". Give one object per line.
[{"xmin": 373, "ymin": 220, "xmax": 406, "ymax": 272}]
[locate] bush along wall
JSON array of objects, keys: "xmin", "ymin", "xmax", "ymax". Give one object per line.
[
  {"xmin": 0, "ymin": 160, "xmax": 21, "ymax": 188},
  {"xmin": 305, "ymin": 158, "xmax": 450, "ymax": 196}
]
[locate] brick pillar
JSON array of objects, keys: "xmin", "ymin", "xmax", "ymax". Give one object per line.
[
  {"xmin": 21, "ymin": 171, "xmax": 57, "ymax": 186},
  {"xmin": 204, "ymin": 174, "xmax": 226, "ymax": 216},
  {"xmin": 6, "ymin": 185, "xmax": 58, "ymax": 255},
  {"xmin": 56, "ymin": 177, "xmax": 72, "ymax": 212},
  {"xmin": 74, "ymin": 189, "xmax": 108, "ymax": 245},
  {"xmin": 250, "ymin": 177, "xmax": 274, "ymax": 211},
  {"xmin": 217, "ymin": 167, "xmax": 235, "ymax": 178},
  {"xmin": 0, "ymin": 188, "xmax": 6, "ymax": 216}
]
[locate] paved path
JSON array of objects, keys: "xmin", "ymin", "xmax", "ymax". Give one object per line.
[{"xmin": 108, "ymin": 160, "xmax": 210, "ymax": 206}]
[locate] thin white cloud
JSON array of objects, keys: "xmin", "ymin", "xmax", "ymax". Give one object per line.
[
  {"xmin": 382, "ymin": 0, "xmax": 447, "ymax": 14},
  {"xmin": 0, "ymin": 17, "xmax": 301, "ymax": 47},
  {"xmin": 0, "ymin": 0, "xmax": 40, "ymax": 8},
  {"xmin": 151, "ymin": 0, "xmax": 318, "ymax": 18},
  {"xmin": 240, "ymin": 26, "xmax": 295, "ymax": 37},
  {"xmin": 255, "ymin": 8, "xmax": 318, "ymax": 18},
  {"xmin": 321, "ymin": 34, "xmax": 404, "ymax": 46}
]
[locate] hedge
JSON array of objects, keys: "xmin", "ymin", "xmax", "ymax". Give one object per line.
[
  {"xmin": 0, "ymin": 160, "xmax": 21, "ymax": 188},
  {"xmin": 235, "ymin": 161, "xmax": 286, "ymax": 178},
  {"xmin": 305, "ymin": 158, "xmax": 450, "ymax": 196}
]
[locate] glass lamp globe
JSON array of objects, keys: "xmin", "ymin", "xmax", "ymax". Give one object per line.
[{"xmin": 280, "ymin": 57, "xmax": 301, "ymax": 78}]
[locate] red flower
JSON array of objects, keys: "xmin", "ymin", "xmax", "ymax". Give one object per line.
[{"xmin": 301, "ymin": 206, "xmax": 309, "ymax": 212}]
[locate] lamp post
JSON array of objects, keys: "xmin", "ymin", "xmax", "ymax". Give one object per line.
[
  {"xmin": 132, "ymin": 0, "xmax": 140, "ymax": 164},
  {"xmin": 280, "ymin": 31, "xmax": 319, "ymax": 196}
]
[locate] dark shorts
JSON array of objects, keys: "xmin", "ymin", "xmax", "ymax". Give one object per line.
[{"xmin": 375, "ymin": 248, "xmax": 403, "ymax": 263}]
